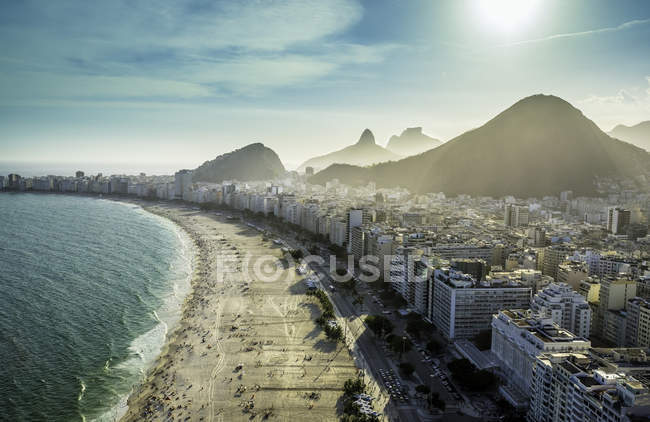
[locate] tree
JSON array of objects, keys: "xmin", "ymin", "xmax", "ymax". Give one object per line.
[
  {"xmin": 365, "ymin": 315, "xmax": 394, "ymax": 337},
  {"xmin": 325, "ymin": 324, "xmax": 343, "ymax": 341},
  {"xmin": 289, "ymin": 249, "xmax": 304, "ymax": 260},
  {"xmin": 429, "ymin": 392, "xmax": 446, "ymax": 411},
  {"xmin": 448, "ymin": 358, "xmax": 497, "ymax": 391},
  {"xmin": 415, "ymin": 384, "xmax": 430, "ymax": 394},
  {"xmin": 388, "ymin": 335, "xmax": 412, "ymax": 356},
  {"xmin": 426, "ymin": 339, "xmax": 443, "ymax": 354},
  {"xmin": 399, "ymin": 362, "xmax": 415, "ymax": 375},
  {"xmin": 343, "ymin": 378, "xmax": 366, "ymax": 396}
]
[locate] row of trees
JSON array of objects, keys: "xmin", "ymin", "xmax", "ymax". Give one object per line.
[
  {"xmin": 340, "ymin": 378, "xmax": 378, "ymax": 422},
  {"xmin": 308, "ymin": 289, "xmax": 343, "ymax": 341},
  {"xmin": 364, "ymin": 315, "xmax": 393, "ymax": 338}
]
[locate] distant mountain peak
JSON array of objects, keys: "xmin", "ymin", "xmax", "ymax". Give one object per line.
[
  {"xmin": 386, "ymin": 127, "xmax": 442, "ymax": 157},
  {"xmin": 297, "ymin": 128, "xmax": 399, "ymax": 172},
  {"xmin": 609, "ymin": 120, "xmax": 650, "ymax": 152},
  {"xmin": 356, "ymin": 129, "xmax": 375, "ymax": 146},
  {"xmin": 402, "ymin": 127, "xmax": 423, "ymax": 136},
  {"xmin": 311, "ymin": 94, "xmax": 650, "ymax": 197}
]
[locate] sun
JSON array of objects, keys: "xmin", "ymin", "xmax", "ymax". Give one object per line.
[{"xmin": 476, "ymin": 0, "xmax": 541, "ymax": 33}]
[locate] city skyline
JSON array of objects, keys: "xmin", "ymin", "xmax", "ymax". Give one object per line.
[{"xmin": 1, "ymin": 0, "xmax": 650, "ymax": 170}]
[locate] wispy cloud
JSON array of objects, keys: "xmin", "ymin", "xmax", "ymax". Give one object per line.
[
  {"xmin": 501, "ymin": 18, "xmax": 650, "ymax": 47},
  {"xmin": 0, "ymin": 0, "xmax": 397, "ymax": 102}
]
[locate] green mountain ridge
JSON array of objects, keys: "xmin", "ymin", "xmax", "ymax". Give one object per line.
[
  {"xmin": 309, "ymin": 94, "xmax": 650, "ymax": 197},
  {"xmin": 193, "ymin": 142, "xmax": 286, "ymax": 183}
]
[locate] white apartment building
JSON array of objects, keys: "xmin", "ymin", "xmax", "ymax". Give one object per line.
[
  {"xmin": 346, "ymin": 208, "xmax": 369, "ymax": 252},
  {"xmin": 491, "ymin": 309, "xmax": 590, "ymax": 401},
  {"xmin": 390, "ymin": 247, "xmax": 432, "ymax": 316},
  {"xmin": 329, "ymin": 219, "xmax": 347, "ymax": 247},
  {"xmin": 587, "ymin": 250, "xmax": 635, "ymax": 279},
  {"xmin": 431, "ymin": 268, "xmax": 532, "ymax": 340},
  {"xmin": 529, "ymin": 349, "xmax": 650, "ymax": 422},
  {"xmin": 174, "ymin": 169, "xmax": 193, "ymax": 200},
  {"xmin": 532, "ymin": 282, "xmax": 592, "ymax": 338}
]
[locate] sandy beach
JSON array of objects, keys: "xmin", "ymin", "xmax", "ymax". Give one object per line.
[{"xmin": 120, "ymin": 202, "xmax": 359, "ymax": 422}]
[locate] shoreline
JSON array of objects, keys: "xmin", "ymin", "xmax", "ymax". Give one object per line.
[
  {"xmin": 98, "ymin": 198, "xmax": 197, "ymax": 422},
  {"xmin": 99, "ymin": 197, "xmax": 204, "ymax": 422},
  {"xmin": 115, "ymin": 199, "xmax": 358, "ymax": 421},
  {"xmin": 0, "ymin": 192, "xmax": 363, "ymax": 421}
]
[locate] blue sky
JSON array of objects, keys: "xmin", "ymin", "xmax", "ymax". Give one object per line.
[{"xmin": 1, "ymin": 0, "xmax": 649, "ymax": 171}]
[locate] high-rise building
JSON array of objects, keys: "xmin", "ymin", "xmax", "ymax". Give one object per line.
[
  {"xmin": 75, "ymin": 171, "xmax": 84, "ymax": 178},
  {"xmin": 531, "ymin": 282, "xmax": 592, "ymax": 338},
  {"xmin": 431, "ymin": 268, "xmax": 531, "ymax": 340},
  {"xmin": 625, "ymin": 298, "xmax": 650, "ymax": 348},
  {"xmin": 607, "ymin": 207, "xmax": 631, "ymax": 235},
  {"xmin": 174, "ymin": 169, "xmax": 193, "ymax": 200},
  {"xmin": 7, "ymin": 174, "xmax": 21, "ymax": 190},
  {"xmin": 329, "ymin": 219, "xmax": 347, "ymax": 247},
  {"xmin": 556, "ymin": 261, "xmax": 589, "ymax": 290},
  {"xmin": 542, "ymin": 244, "xmax": 574, "ymax": 280},
  {"xmin": 451, "ymin": 258, "xmax": 488, "ymax": 281},
  {"xmin": 505, "ymin": 203, "xmax": 529, "ymax": 227},
  {"xmin": 593, "ymin": 276, "xmax": 637, "ymax": 339},
  {"xmin": 491, "ymin": 309, "xmax": 590, "ymax": 403},
  {"xmin": 586, "ymin": 250, "xmax": 636, "ymax": 279},
  {"xmin": 390, "ymin": 247, "xmax": 432, "ymax": 316},
  {"xmin": 528, "ymin": 227, "xmax": 547, "ymax": 247},
  {"xmin": 346, "ymin": 208, "xmax": 369, "ymax": 252},
  {"xmin": 529, "ymin": 349, "xmax": 650, "ymax": 422},
  {"xmin": 304, "ymin": 166, "xmax": 314, "ymax": 176},
  {"xmin": 577, "ymin": 278, "xmax": 601, "ymax": 303},
  {"xmin": 350, "ymin": 226, "xmax": 366, "ymax": 261},
  {"xmin": 366, "ymin": 230, "xmax": 393, "ymax": 278},
  {"xmin": 374, "ymin": 192, "xmax": 385, "ymax": 207}
]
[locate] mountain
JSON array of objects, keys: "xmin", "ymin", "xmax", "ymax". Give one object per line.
[
  {"xmin": 609, "ymin": 121, "xmax": 650, "ymax": 152},
  {"xmin": 193, "ymin": 143, "xmax": 286, "ymax": 183},
  {"xmin": 297, "ymin": 129, "xmax": 401, "ymax": 172},
  {"xmin": 386, "ymin": 127, "xmax": 442, "ymax": 156},
  {"xmin": 310, "ymin": 95, "xmax": 650, "ymax": 197}
]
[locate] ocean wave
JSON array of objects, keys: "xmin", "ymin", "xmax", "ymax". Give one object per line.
[{"xmin": 77, "ymin": 378, "xmax": 86, "ymax": 402}]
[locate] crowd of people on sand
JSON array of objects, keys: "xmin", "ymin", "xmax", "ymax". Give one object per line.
[
  {"xmin": 126, "ymin": 207, "xmax": 245, "ymax": 420},
  {"xmin": 125, "ymin": 205, "xmax": 365, "ymax": 421}
]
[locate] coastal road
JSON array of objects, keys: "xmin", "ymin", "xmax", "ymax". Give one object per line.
[{"xmin": 305, "ymin": 261, "xmax": 430, "ymax": 422}]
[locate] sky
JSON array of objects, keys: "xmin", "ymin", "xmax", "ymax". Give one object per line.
[{"xmin": 1, "ymin": 0, "xmax": 649, "ymax": 173}]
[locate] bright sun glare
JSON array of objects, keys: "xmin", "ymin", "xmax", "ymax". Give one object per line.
[{"xmin": 476, "ymin": 0, "xmax": 541, "ymax": 33}]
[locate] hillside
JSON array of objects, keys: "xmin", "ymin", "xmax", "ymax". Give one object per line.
[
  {"xmin": 309, "ymin": 95, "xmax": 650, "ymax": 197},
  {"xmin": 192, "ymin": 143, "xmax": 286, "ymax": 183},
  {"xmin": 609, "ymin": 121, "xmax": 650, "ymax": 151},
  {"xmin": 386, "ymin": 127, "xmax": 442, "ymax": 156},
  {"xmin": 297, "ymin": 129, "xmax": 401, "ymax": 173}
]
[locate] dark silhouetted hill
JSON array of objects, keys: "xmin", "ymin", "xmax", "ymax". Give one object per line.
[
  {"xmin": 310, "ymin": 95, "xmax": 650, "ymax": 197},
  {"xmin": 193, "ymin": 143, "xmax": 285, "ymax": 183}
]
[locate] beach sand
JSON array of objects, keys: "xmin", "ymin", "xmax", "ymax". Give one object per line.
[{"xmin": 120, "ymin": 202, "xmax": 358, "ymax": 422}]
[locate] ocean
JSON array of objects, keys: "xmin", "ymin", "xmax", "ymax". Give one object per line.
[{"xmin": 0, "ymin": 193, "xmax": 192, "ymax": 421}]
